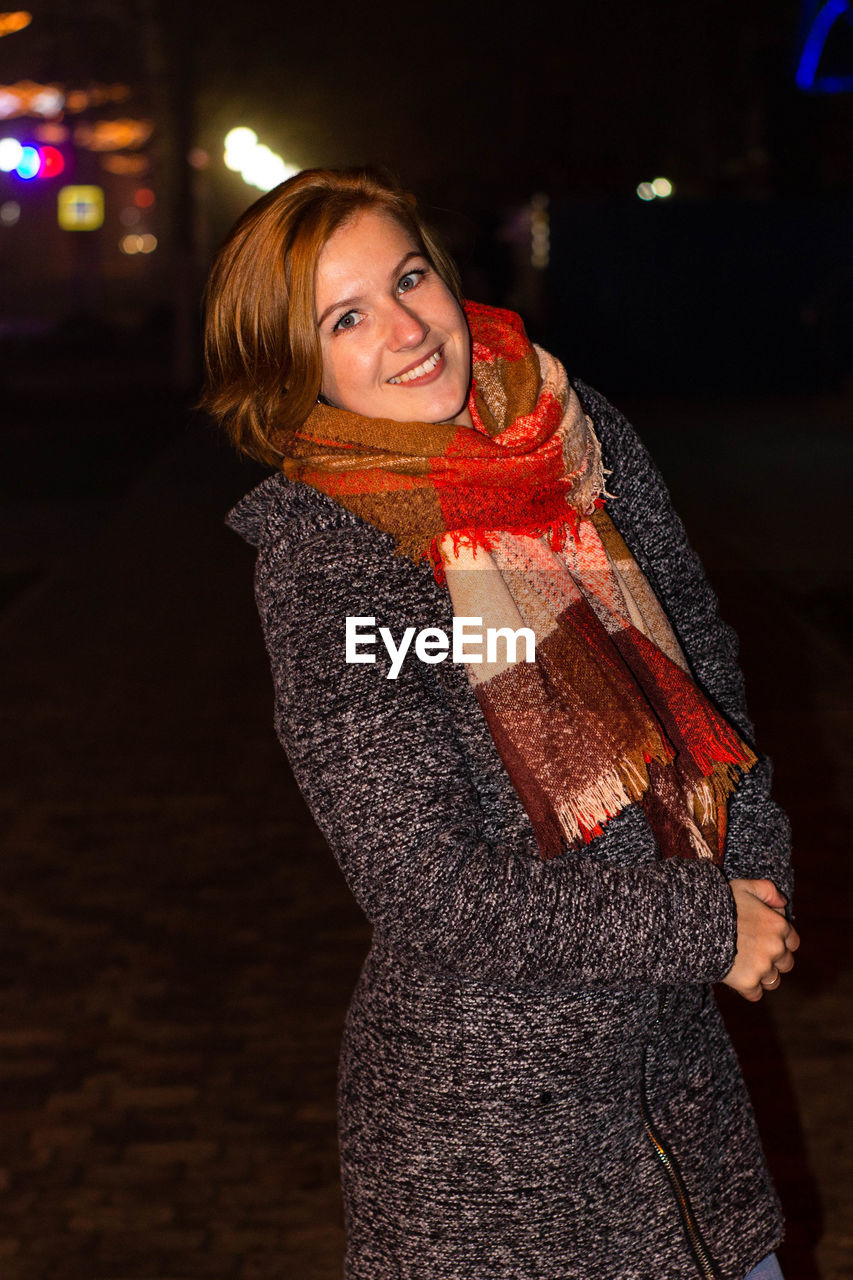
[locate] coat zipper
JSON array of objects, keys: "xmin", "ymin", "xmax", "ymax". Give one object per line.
[{"xmin": 641, "ymin": 1029, "xmax": 722, "ymax": 1280}]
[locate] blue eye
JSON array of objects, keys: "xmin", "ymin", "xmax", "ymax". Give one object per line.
[
  {"xmin": 332, "ymin": 310, "xmax": 361, "ymax": 333},
  {"xmin": 398, "ymin": 268, "xmax": 427, "ymax": 294}
]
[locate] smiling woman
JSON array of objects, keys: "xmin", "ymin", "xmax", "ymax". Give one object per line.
[
  {"xmin": 201, "ymin": 167, "xmax": 797, "ymax": 1280},
  {"xmin": 314, "ymin": 209, "xmax": 473, "ymax": 427},
  {"xmin": 201, "ymin": 168, "xmax": 465, "ymax": 463}
]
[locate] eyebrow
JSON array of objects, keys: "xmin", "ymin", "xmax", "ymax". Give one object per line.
[{"xmin": 317, "ymin": 250, "xmax": 425, "ymax": 327}]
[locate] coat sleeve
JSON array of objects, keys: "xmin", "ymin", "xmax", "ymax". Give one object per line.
[
  {"xmin": 253, "ymin": 512, "xmax": 739, "ymax": 991},
  {"xmin": 573, "ymin": 380, "xmax": 794, "ymax": 915}
]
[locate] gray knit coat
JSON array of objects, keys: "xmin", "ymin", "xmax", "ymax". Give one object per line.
[{"xmin": 226, "ymin": 379, "xmax": 794, "ymax": 1280}]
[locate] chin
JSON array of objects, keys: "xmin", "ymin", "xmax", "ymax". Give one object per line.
[{"xmin": 421, "ymin": 390, "xmax": 470, "ymax": 425}]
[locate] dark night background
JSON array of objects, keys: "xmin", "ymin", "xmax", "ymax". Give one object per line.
[{"xmin": 0, "ymin": 1, "xmax": 851, "ymax": 1277}]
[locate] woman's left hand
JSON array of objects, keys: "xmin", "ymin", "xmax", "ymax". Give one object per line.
[{"xmin": 722, "ymin": 878, "xmax": 800, "ymax": 1001}]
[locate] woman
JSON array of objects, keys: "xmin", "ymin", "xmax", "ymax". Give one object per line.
[{"xmin": 203, "ymin": 167, "xmax": 799, "ymax": 1280}]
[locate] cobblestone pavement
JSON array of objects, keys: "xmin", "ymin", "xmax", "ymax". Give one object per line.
[{"xmin": 0, "ymin": 393, "xmax": 850, "ymax": 1279}]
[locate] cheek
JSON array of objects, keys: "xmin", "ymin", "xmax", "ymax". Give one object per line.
[
  {"xmin": 445, "ymin": 303, "xmax": 470, "ymax": 360},
  {"xmin": 320, "ymin": 340, "xmax": 345, "ymax": 385},
  {"xmin": 451, "ymin": 316, "xmax": 471, "ymax": 376},
  {"xmin": 318, "ymin": 349, "xmax": 334, "ymax": 395},
  {"xmin": 321, "ymin": 341, "xmax": 375, "ymax": 398}
]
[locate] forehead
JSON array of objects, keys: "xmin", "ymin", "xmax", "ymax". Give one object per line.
[{"xmin": 315, "ymin": 208, "xmax": 419, "ymax": 297}]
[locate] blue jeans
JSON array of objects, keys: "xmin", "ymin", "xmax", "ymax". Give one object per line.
[{"xmin": 744, "ymin": 1254, "xmax": 784, "ymax": 1280}]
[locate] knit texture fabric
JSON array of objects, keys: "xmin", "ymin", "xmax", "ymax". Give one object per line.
[{"xmin": 227, "ymin": 380, "xmax": 794, "ymax": 1280}]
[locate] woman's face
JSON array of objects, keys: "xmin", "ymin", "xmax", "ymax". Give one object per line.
[{"xmin": 314, "ymin": 207, "xmax": 473, "ymax": 427}]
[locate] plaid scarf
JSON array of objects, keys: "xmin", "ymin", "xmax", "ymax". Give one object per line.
[{"xmin": 277, "ymin": 302, "xmax": 755, "ymax": 861}]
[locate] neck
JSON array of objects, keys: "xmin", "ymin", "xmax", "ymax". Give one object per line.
[{"xmin": 446, "ymin": 405, "xmax": 475, "ymax": 430}]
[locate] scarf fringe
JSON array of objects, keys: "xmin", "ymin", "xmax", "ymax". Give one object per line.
[
  {"xmin": 691, "ymin": 733, "xmax": 757, "ymax": 781},
  {"xmin": 688, "ymin": 751, "xmax": 757, "ymax": 823},
  {"xmin": 429, "ymin": 513, "xmax": 583, "ymax": 584},
  {"xmin": 685, "ymin": 820, "xmax": 717, "ymax": 861},
  {"xmin": 552, "ymin": 750, "xmax": 655, "ymax": 849}
]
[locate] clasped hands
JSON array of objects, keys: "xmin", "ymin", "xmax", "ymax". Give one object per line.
[{"xmin": 721, "ymin": 879, "xmax": 800, "ymax": 1002}]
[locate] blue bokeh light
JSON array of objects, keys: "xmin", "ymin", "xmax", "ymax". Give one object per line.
[
  {"xmin": 15, "ymin": 145, "xmax": 41, "ymax": 179},
  {"xmin": 796, "ymin": 0, "xmax": 853, "ymax": 92}
]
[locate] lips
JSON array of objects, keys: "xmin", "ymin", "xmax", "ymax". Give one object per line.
[{"xmin": 387, "ymin": 345, "xmax": 444, "ymax": 385}]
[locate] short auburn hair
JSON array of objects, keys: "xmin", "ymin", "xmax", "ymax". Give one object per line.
[{"xmin": 201, "ymin": 166, "xmax": 463, "ymax": 466}]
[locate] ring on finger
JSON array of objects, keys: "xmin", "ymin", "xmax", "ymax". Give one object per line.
[{"xmin": 764, "ymin": 970, "xmax": 781, "ymax": 989}]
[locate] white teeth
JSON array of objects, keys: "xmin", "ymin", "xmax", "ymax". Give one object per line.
[{"xmin": 388, "ymin": 348, "xmax": 442, "ymax": 384}]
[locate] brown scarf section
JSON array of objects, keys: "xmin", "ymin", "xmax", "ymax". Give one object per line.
[{"xmin": 276, "ymin": 302, "xmax": 756, "ymax": 861}]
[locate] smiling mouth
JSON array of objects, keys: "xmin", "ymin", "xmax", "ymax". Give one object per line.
[{"xmin": 387, "ymin": 346, "xmax": 444, "ymax": 385}]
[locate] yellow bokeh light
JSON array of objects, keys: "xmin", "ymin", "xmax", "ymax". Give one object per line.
[
  {"xmin": 0, "ymin": 80, "xmax": 63, "ymax": 119},
  {"xmin": 101, "ymin": 153, "xmax": 149, "ymax": 176},
  {"xmin": 75, "ymin": 119, "xmax": 153, "ymax": 152},
  {"xmin": 120, "ymin": 232, "xmax": 158, "ymax": 256},
  {"xmin": 35, "ymin": 122, "xmax": 69, "ymax": 144},
  {"xmin": 651, "ymin": 177, "xmax": 673, "ymax": 198},
  {"xmin": 0, "ymin": 80, "xmax": 132, "ymax": 120},
  {"xmin": 65, "ymin": 84, "xmax": 131, "ymax": 114},
  {"xmin": 0, "ymin": 12, "xmax": 32, "ymax": 38},
  {"xmin": 223, "ymin": 126, "xmax": 297, "ymax": 191},
  {"xmin": 58, "ymin": 186, "xmax": 105, "ymax": 231},
  {"xmin": 224, "ymin": 127, "xmax": 257, "ymax": 154}
]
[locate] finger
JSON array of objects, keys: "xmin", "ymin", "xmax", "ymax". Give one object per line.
[
  {"xmin": 740, "ymin": 983, "xmax": 765, "ymax": 1003},
  {"xmin": 785, "ymin": 926, "xmax": 801, "ymax": 952},
  {"xmin": 749, "ymin": 879, "xmax": 787, "ymax": 910},
  {"xmin": 775, "ymin": 952, "xmax": 795, "ymax": 974}
]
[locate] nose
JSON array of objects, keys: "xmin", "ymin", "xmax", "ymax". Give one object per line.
[{"xmin": 385, "ymin": 297, "xmax": 429, "ymax": 351}]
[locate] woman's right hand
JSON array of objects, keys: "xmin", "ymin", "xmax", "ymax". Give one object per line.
[{"xmin": 722, "ymin": 878, "xmax": 800, "ymax": 1001}]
